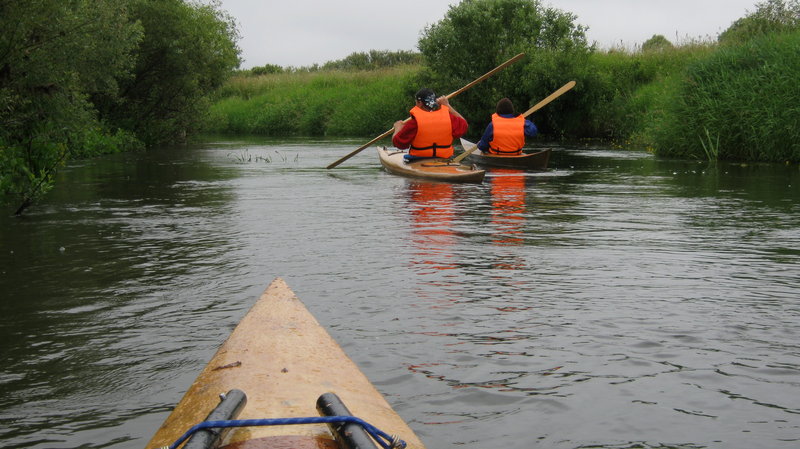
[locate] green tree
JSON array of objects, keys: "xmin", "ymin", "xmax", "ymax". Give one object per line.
[
  {"xmin": 417, "ymin": 0, "xmax": 589, "ymax": 136},
  {"xmin": 719, "ymin": 0, "xmax": 800, "ymax": 43},
  {"xmin": 642, "ymin": 34, "xmax": 673, "ymax": 52},
  {"xmin": 251, "ymin": 64, "xmax": 285, "ymax": 75},
  {"xmin": 419, "ymin": 0, "xmax": 587, "ymax": 77},
  {"xmin": 101, "ymin": 0, "xmax": 241, "ymax": 146},
  {"xmin": 322, "ymin": 50, "xmax": 422, "ymax": 71},
  {"xmin": 1, "ymin": 0, "xmax": 241, "ymax": 215},
  {"xmin": 0, "ymin": 0, "xmax": 143, "ymax": 214}
]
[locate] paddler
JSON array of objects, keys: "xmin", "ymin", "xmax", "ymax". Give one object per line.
[
  {"xmin": 392, "ymin": 88, "xmax": 468, "ymax": 161},
  {"xmin": 477, "ymin": 98, "xmax": 538, "ymax": 155}
]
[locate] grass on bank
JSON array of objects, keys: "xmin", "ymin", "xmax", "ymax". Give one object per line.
[
  {"xmin": 649, "ymin": 31, "xmax": 800, "ymax": 162},
  {"xmin": 206, "ymin": 66, "xmax": 421, "ymax": 137},
  {"xmin": 206, "ymin": 31, "xmax": 800, "ymax": 164}
]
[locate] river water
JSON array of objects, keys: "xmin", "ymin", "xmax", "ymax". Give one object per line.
[{"xmin": 1, "ymin": 138, "xmax": 798, "ymax": 449}]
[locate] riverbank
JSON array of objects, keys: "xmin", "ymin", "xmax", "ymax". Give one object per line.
[{"xmin": 206, "ymin": 31, "xmax": 800, "ymax": 164}]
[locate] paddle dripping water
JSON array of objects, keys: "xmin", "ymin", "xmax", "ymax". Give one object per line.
[{"xmin": 0, "ymin": 139, "xmax": 798, "ymax": 449}]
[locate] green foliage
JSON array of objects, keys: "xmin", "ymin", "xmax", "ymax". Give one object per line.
[
  {"xmin": 0, "ymin": 0, "xmax": 143, "ymax": 214},
  {"xmin": 642, "ymin": 34, "xmax": 674, "ymax": 52},
  {"xmin": 418, "ymin": 0, "xmax": 587, "ymax": 76},
  {"xmin": 719, "ymin": 0, "xmax": 800, "ymax": 44},
  {"xmin": 415, "ymin": 0, "xmax": 590, "ymax": 136},
  {"xmin": 650, "ymin": 31, "xmax": 800, "ymax": 162},
  {"xmin": 1, "ymin": 0, "xmax": 241, "ymax": 214},
  {"xmin": 236, "ymin": 50, "xmax": 421, "ymax": 75},
  {"xmin": 575, "ymin": 43, "xmax": 713, "ymax": 140},
  {"xmin": 322, "ymin": 50, "xmax": 422, "ymax": 71},
  {"xmin": 251, "ymin": 64, "xmax": 285, "ymax": 75},
  {"xmin": 102, "ymin": 0, "xmax": 241, "ymax": 146},
  {"xmin": 205, "ymin": 67, "xmax": 418, "ymax": 137}
]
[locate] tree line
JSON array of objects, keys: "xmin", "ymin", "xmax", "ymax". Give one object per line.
[
  {"xmin": 5, "ymin": 0, "xmax": 799, "ymax": 214},
  {"xmin": 1, "ymin": 0, "xmax": 240, "ymax": 215},
  {"xmin": 215, "ymin": 0, "xmax": 799, "ymax": 165}
]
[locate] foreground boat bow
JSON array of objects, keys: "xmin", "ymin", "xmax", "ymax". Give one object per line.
[{"xmin": 146, "ymin": 278, "xmax": 426, "ymax": 449}]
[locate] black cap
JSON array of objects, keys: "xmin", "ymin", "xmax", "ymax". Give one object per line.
[{"xmin": 415, "ymin": 88, "xmax": 438, "ymax": 109}]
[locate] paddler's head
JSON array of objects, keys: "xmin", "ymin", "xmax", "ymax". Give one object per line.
[
  {"xmin": 496, "ymin": 98, "xmax": 515, "ymax": 115},
  {"xmin": 415, "ymin": 88, "xmax": 438, "ymax": 111}
]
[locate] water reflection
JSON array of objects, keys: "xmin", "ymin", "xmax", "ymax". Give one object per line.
[
  {"xmin": 2, "ymin": 140, "xmax": 799, "ymax": 449},
  {"xmin": 406, "ymin": 181, "xmax": 457, "ymax": 273},
  {"xmin": 490, "ymin": 169, "xmax": 526, "ymax": 246},
  {"xmin": 488, "ymin": 169, "xmax": 527, "ymax": 271}
]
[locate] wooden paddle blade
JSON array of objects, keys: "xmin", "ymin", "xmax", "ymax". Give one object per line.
[
  {"xmin": 326, "ymin": 128, "xmax": 393, "ymax": 169},
  {"xmin": 521, "ymin": 80, "xmax": 576, "ymax": 118},
  {"xmin": 444, "ymin": 53, "xmax": 525, "ymax": 99},
  {"xmin": 452, "ymin": 140, "xmax": 479, "ymax": 164}
]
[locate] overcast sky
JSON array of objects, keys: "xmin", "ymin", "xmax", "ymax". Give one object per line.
[{"xmin": 211, "ymin": 0, "xmax": 762, "ymax": 68}]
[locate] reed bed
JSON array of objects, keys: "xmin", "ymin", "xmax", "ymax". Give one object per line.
[
  {"xmin": 206, "ymin": 33, "xmax": 800, "ymax": 163},
  {"xmin": 206, "ymin": 66, "xmax": 420, "ymax": 137},
  {"xmin": 648, "ymin": 31, "xmax": 800, "ymax": 162}
]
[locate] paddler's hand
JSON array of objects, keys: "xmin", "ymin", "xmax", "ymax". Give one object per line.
[
  {"xmin": 437, "ymin": 96, "xmax": 450, "ymax": 107},
  {"xmin": 392, "ymin": 120, "xmax": 405, "ymax": 135}
]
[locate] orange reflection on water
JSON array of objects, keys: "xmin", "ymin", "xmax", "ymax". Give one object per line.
[
  {"xmin": 407, "ymin": 181, "xmax": 457, "ymax": 273},
  {"xmin": 489, "ymin": 169, "xmax": 528, "ymax": 270},
  {"xmin": 490, "ymin": 168, "xmax": 526, "ymax": 246}
]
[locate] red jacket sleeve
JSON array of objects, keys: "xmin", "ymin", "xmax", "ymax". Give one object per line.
[
  {"xmin": 450, "ymin": 113, "xmax": 468, "ymax": 138},
  {"xmin": 392, "ymin": 119, "xmax": 417, "ymax": 149}
]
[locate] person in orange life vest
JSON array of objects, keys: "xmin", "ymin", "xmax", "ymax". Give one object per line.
[
  {"xmin": 391, "ymin": 88, "xmax": 468, "ymax": 161},
  {"xmin": 477, "ymin": 98, "xmax": 537, "ymax": 155}
]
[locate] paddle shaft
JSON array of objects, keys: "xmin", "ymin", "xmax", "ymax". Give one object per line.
[
  {"xmin": 451, "ymin": 80, "xmax": 577, "ymax": 164},
  {"xmin": 326, "ymin": 53, "xmax": 526, "ymax": 169}
]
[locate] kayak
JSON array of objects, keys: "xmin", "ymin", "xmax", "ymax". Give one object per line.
[
  {"xmin": 377, "ymin": 147, "xmax": 485, "ymax": 183},
  {"xmin": 460, "ymin": 138, "xmax": 551, "ymax": 170},
  {"xmin": 146, "ymin": 278, "xmax": 427, "ymax": 449}
]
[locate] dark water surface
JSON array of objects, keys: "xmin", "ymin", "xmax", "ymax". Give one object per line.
[{"xmin": 1, "ymin": 138, "xmax": 798, "ymax": 449}]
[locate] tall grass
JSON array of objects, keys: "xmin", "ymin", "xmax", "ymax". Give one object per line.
[
  {"xmin": 649, "ymin": 30, "xmax": 800, "ymax": 162},
  {"xmin": 205, "ymin": 66, "xmax": 420, "ymax": 137},
  {"xmin": 575, "ymin": 42, "xmax": 714, "ymax": 142},
  {"xmin": 204, "ymin": 33, "xmax": 800, "ymax": 163}
]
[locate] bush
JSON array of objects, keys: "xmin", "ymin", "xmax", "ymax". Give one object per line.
[
  {"xmin": 642, "ymin": 35, "xmax": 674, "ymax": 52},
  {"xmin": 206, "ymin": 67, "xmax": 419, "ymax": 137},
  {"xmin": 416, "ymin": 0, "xmax": 590, "ymax": 132},
  {"xmin": 651, "ymin": 31, "xmax": 800, "ymax": 162},
  {"xmin": 719, "ymin": 0, "xmax": 800, "ymax": 44}
]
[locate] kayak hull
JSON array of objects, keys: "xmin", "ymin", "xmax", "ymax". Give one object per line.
[
  {"xmin": 378, "ymin": 147, "xmax": 485, "ymax": 183},
  {"xmin": 466, "ymin": 148, "xmax": 551, "ymax": 169},
  {"xmin": 146, "ymin": 278, "xmax": 427, "ymax": 449},
  {"xmin": 459, "ymin": 138, "xmax": 550, "ymax": 170}
]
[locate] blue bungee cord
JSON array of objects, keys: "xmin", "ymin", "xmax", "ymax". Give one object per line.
[{"xmin": 162, "ymin": 416, "xmax": 407, "ymax": 449}]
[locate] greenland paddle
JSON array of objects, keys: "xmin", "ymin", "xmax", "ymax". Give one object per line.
[
  {"xmin": 325, "ymin": 53, "xmax": 526, "ymax": 169},
  {"xmin": 451, "ymin": 80, "xmax": 577, "ymax": 164}
]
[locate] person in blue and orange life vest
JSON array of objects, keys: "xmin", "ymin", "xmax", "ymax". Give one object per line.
[
  {"xmin": 391, "ymin": 88, "xmax": 468, "ymax": 161},
  {"xmin": 477, "ymin": 98, "xmax": 537, "ymax": 155}
]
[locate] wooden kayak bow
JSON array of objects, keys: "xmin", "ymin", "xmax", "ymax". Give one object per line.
[{"xmin": 326, "ymin": 53, "xmax": 526, "ymax": 169}]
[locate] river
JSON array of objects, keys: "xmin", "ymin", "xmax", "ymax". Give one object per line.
[{"xmin": 1, "ymin": 138, "xmax": 798, "ymax": 449}]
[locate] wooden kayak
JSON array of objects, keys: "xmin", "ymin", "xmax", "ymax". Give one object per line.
[
  {"xmin": 377, "ymin": 147, "xmax": 485, "ymax": 183},
  {"xmin": 146, "ymin": 278, "xmax": 427, "ymax": 449},
  {"xmin": 460, "ymin": 138, "xmax": 551, "ymax": 170}
]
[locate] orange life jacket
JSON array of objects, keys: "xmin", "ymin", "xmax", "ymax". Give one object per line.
[
  {"xmin": 488, "ymin": 114, "xmax": 525, "ymax": 155},
  {"xmin": 409, "ymin": 105, "xmax": 454, "ymax": 158}
]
